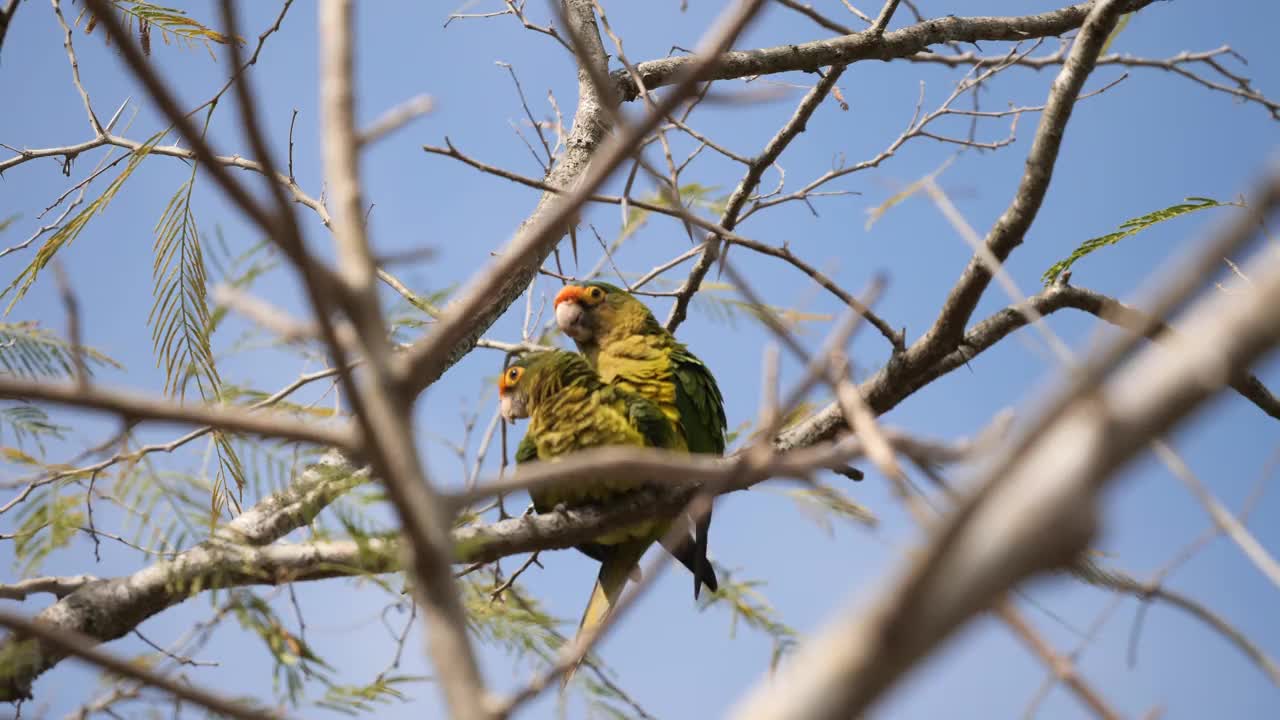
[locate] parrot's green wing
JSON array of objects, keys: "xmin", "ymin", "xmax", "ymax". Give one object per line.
[
  {"xmin": 671, "ymin": 345, "xmax": 727, "ymax": 455},
  {"xmin": 624, "ymin": 390, "xmax": 679, "ymax": 450},
  {"xmin": 515, "ymin": 434, "xmax": 538, "ymax": 465},
  {"xmin": 670, "ymin": 344, "xmax": 726, "ymax": 599}
]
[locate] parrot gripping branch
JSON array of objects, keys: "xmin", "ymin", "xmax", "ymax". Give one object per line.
[
  {"xmin": 7, "ymin": 0, "xmax": 1276, "ymax": 715},
  {"xmin": 0, "ymin": 428, "xmax": 971, "ymax": 701}
]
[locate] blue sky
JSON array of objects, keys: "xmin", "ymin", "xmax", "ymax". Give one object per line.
[{"xmin": 3, "ymin": 1, "xmax": 1280, "ymax": 718}]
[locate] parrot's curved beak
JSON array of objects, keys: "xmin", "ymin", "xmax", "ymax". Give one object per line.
[
  {"xmin": 499, "ymin": 392, "xmax": 527, "ymax": 422},
  {"xmin": 554, "ymin": 286, "xmax": 592, "ymax": 342},
  {"xmin": 555, "ymin": 300, "xmax": 589, "ymax": 341}
]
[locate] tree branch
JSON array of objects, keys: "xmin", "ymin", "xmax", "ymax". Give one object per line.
[
  {"xmin": 0, "ymin": 0, "xmax": 20, "ymax": 61},
  {"xmin": 665, "ymin": 65, "xmax": 851, "ymax": 334},
  {"xmin": 906, "ymin": 0, "xmax": 1133, "ymax": 374},
  {"xmin": 317, "ymin": 1, "xmax": 489, "ymax": 715},
  {"xmin": 0, "ymin": 450, "xmax": 367, "ymax": 699},
  {"xmin": 0, "ymin": 610, "xmax": 279, "ymax": 719},
  {"xmin": 394, "ymin": 0, "xmax": 614, "ymax": 393},
  {"xmin": 0, "ymin": 428, "xmax": 968, "ymax": 697},
  {"xmin": 0, "ymin": 377, "xmax": 356, "ymax": 456},
  {"xmin": 775, "ymin": 0, "xmax": 1158, "ymax": 449},
  {"xmin": 0, "ymin": 576, "xmax": 97, "ymax": 602},
  {"xmin": 398, "ymin": 0, "xmax": 768, "ymax": 393},
  {"xmin": 1072, "ymin": 560, "xmax": 1280, "ymax": 687},
  {"xmin": 609, "ymin": 1, "xmax": 1156, "ymax": 100},
  {"xmin": 731, "ymin": 162, "xmax": 1280, "ymax": 720}
]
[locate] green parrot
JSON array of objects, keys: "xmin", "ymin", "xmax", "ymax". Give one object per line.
[
  {"xmin": 553, "ymin": 281, "xmax": 727, "ymax": 600},
  {"xmin": 498, "ymin": 350, "xmax": 705, "ymax": 684}
]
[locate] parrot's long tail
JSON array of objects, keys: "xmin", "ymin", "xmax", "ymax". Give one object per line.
[
  {"xmin": 562, "ymin": 540, "xmax": 651, "ymax": 689},
  {"xmin": 662, "ymin": 528, "xmax": 718, "ymax": 597},
  {"xmin": 693, "ymin": 501, "xmax": 714, "ymax": 599}
]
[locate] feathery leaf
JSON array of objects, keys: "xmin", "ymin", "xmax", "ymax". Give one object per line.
[
  {"xmin": 3, "ymin": 132, "xmax": 165, "ymax": 313},
  {"xmin": 0, "ymin": 403, "xmax": 68, "ymax": 454},
  {"xmin": 81, "ymin": 1, "xmax": 241, "ymax": 57},
  {"xmin": 783, "ymin": 481, "xmax": 878, "ymax": 532},
  {"xmin": 0, "ymin": 321, "xmax": 120, "ymax": 378},
  {"xmin": 1043, "ymin": 196, "xmax": 1239, "ymax": 284}
]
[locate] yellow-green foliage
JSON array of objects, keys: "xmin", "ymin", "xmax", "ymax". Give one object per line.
[
  {"xmin": 3, "ymin": 132, "xmax": 164, "ymax": 313},
  {"xmin": 0, "ymin": 321, "xmax": 120, "ymax": 378},
  {"xmin": 317, "ymin": 674, "xmax": 429, "ymax": 716},
  {"xmin": 785, "ymin": 481, "xmax": 878, "ymax": 532},
  {"xmin": 1042, "ymin": 197, "xmax": 1239, "ymax": 285},
  {"xmin": 12, "ymin": 490, "xmax": 84, "ymax": 576},
  {"xmin": 80, "ymin": 1, "xmax": 240, "ymax": 56},
  {"xmin": 701, "ymin": 564, "xmax": 798, "ymax": 671}
]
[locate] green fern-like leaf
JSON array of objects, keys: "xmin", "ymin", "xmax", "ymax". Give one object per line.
[
  {"xmin": 112, "ymin": 462, "xmax": 205, "ymax": 556},
  {"xmin": 206, "ymin": 239, "xmax": 279, "ymax": 336},
  {"xmin": 150, "ymin": 177, "xmax": 220, "ymax": 398},
  {"xmin": 12, "ymin": 490, "xmax": 84, "ymax": 577},
  {"xmin": 1042, "ymin": 196, "xmax": 1239, "ymax": 285},
  {"xmin": 210, "ymin": 431, "xmax": 247, "ymax": 522},
  {"xmin": 782, "ymin": 481, "xmax": 877, "ymax": 533},
  {"xmin": 0, "ymin": 321, "xmax": 121, "ymax": 378},
  {"xmin": 462, "ymin": 575, "xmax": 652, "ymax": 715},
  {"xmin": 232, "ymin": 592, "xmax": 333, "ymax": 706},
  {"xmin": 3, "ymin": 131, "xmax": 164, "ymax": 313},
  {"xmin": 148, "ymin": 147, "xmax": 248, "ymax": 512},
  {"xmin": 0, "ymin": 403, "xmax": 68, "ymax": 453},
  {"xmin": 316, "ymin": 674, "xmax": 428, "ymax": 716},
  {"xmin": 701, "ymin": 564, "xmax": 798, "ymax": 671},
  {"xmin": 464, "ymin": 576, "xmax": 566, "ymax": 662},
  {"xmin": 81, "ymin": 1, "xmax": 240, "ymax": 55},
  {"xmin": 623, "ymin": 183, "xmax": 726, "ymax": 241},
  {"xmin": 693, "ymin": 285, "xmax": 832, "ymax": 333}
]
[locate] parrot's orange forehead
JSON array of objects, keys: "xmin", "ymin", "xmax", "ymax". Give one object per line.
[{"xmin": 554, "ymin": 285, "xmax": 586, "ymax": 307}]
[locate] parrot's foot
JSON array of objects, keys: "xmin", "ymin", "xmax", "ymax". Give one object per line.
[
  {"xmin": 552, "ymin": 502, "xmax": 569, "ymax": 515},
  {"xmin": 522, "ymin": 503, "xmax": 537, "ymax": 516}
]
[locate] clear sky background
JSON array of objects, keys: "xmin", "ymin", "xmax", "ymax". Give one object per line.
[{"xmin": 3, "ymin": 1, "xmax": 1280, "ymax": 718}]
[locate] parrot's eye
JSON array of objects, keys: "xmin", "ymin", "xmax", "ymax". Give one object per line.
[
  {"xmin": 505, "ymin": 366, "xmax": 523, "ymax": 386},
  {"xmin": 586, "ymin": 286, "xmax": 605, "ymax": 303}
]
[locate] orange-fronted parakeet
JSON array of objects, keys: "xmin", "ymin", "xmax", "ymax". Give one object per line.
[
  {"xmin": 553, "ymin": 282, "xmax": 727, "ymax": 599},
  {"xmin": 498, "ymin": 349, "xmax": 700, "ymax": 684}
]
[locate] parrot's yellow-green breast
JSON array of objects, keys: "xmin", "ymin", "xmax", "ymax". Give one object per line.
[{"xmin": 515, "ymin": 353, "xmax": 672, "ymax": 545}]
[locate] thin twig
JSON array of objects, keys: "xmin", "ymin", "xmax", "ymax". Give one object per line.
[
  {"xmin": 0, "ymin": 376, "xmax": 354, "ymax": 466},
  {"xmin": 0, "ymin": 609, "xmax": 281, "ymax": 720}
]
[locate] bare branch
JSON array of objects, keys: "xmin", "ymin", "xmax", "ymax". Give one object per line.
[
  {"xmin": 610, "ymin": 1, "xmax": 1156, "ymax": 100},
  {"xmin": 997, "ymin": 601, "xmax": 1120, "ymax": 720},
  {"xmin": 359, "ymin": 95, "xmax": 436, "ymax": 146},
  {"xmin": 318, "ymin": 1, "xmax": 489, "ymax": 715},
  {"xmin": 776, "ymin": 0, "xmax": 857, "ymax": 35},
  {"xmin": 666, "ymin": 65, "xmax": 849, "ymax": 334},
  {"xmin": 734, "ymin": 163, "xmax": 1280, "ymax": 720},
  {"xmin": 0, "ymin": 609, "xmax": 281, "ymax": 719},
  {"xmin": 910, "ymin": 45, "xmax": 1280, "ymax": 121},
  {"xmin": 0, "ymin": 451, "xmax": 368, "ymax": 698},
  {"xmin": 0, "ymin": 0, "xmax": 20, "ymax": 59},
  {"xmin": 50, "ymin": 0, "xmax": 103, "ymax": 135},
  {"xmin": 78, "ymin": 0, "xmax": 276, "ymax": 235},
  {"xmin": 1072, "ymin": 560, "xmax": 1280, "ymax": 687},
  {"xmin": 399, "ymin": 0, "xmax": 769, "ymax": 393},
  {"xmin": 0, "ymin": 377, "xmax": 355, "ymax": 456},
  {"xmin": 910, "ymin": 0, "xmax": 1133, "ymax": 373},
  {"xmin": 0, "ymin": 576, "xmax": 97, "ymax": 601},
  {"xmin": 1157, "ymin": 446, "xmax": 1280, "ymax": 589}
]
